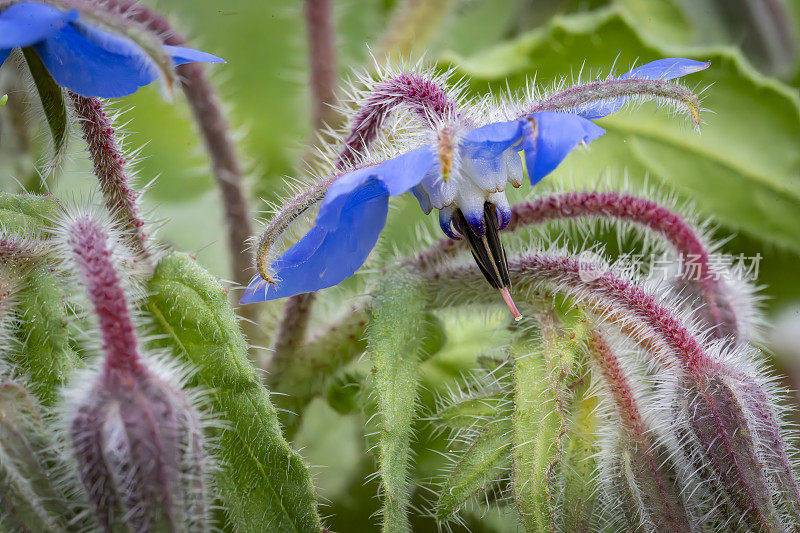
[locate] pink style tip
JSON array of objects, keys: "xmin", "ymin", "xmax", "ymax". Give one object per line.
[{"xmin": 499, "ymin": 287, "xmax": 523, "ymax": 322}]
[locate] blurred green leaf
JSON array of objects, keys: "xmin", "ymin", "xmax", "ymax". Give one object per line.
[
  {"xmin": 447, "ymin": 7, "xmax": 800, "ymax": 255},
  {"xmin": 435, "ymin": 419, "xmax": 512, "ymax": 522},
  {"xmin": 0, "ymin": 193, "xmax": 60, "ymax": 233}
]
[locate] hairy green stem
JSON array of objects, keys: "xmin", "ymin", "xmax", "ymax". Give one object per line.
[{"xmin": 368, "ymin": 272, "xmax": 427, "ymax": 533}]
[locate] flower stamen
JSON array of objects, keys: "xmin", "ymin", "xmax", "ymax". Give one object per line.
[
  {"xmin": 438, "ymin": 125, "xmax": 456, "ymax": 182},
  {"xmin": 454, "ymin": 202, "xmax": 521, "ymax": 320}
]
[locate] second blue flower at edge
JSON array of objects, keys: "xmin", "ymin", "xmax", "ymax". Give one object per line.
[{"xmin": 0, "ymin": 1, "xmax": 223, "ymax": 98}]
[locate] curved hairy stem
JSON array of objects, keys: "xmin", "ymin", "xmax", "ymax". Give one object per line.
[
  {"xmin": 414, "ymin": 192, "xmax": 736, "ymax": 338},
  {"xmin": 421, "ymin": 252, "xmax": 794, "ymax": 530},
  {"xmin": 423, "ymin": 252, "xmax": 714, "ymax": 373},
  {"xmin": 587, "ymin": 329, "xmax": 692, "ymax": 530},
  {"xmin": 529, "ymin": 77, "xmax": 703, "ymax": 127}
]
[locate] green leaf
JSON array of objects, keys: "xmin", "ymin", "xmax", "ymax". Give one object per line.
[
  {"xmin": 367, "ymin": 271, "xmax": 427, "ymax": 533},
  {"xmin": 559, "ymin": 372, "xmax": 599, "ymax": 531},
  {"xmin": 448, "ymin": 7, "xmax": 800, "ymax": 255},
  {"xmin": 144, "ymin": 253, "xmax": 321, "ymax": 533},
  {"xmin": 11, "ymin": 265, "xmax": 79, "ymax": 406},
  {"xmin": 510, "ymin": 327, "xmax": 562, "ymax": 531},
  {"xmin": 21, "ymin": 48, "xmax": 67, "ymax": 155},
  {"xmin": 0, "ymin": 382, "xmax": 77, "ymax": 531},
  {"xmin": 435, "ymin": 419, "xmax": 512, "ymax": 522},
  {"xmin": 0, "ymin": 193, "xmax": 60, "ymax": 234},
  {"xmin": 434, "ymin": 392, "xmax": 507, "ymax": 429},
  {"xmin": 510, "ymin": 315, "xmax": 590, "ymax": 532}
]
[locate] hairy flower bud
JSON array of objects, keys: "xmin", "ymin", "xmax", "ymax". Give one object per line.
[
  {"xmin": 70, "ymin": 365, "xmax": 206, "ymax": 532},
  {"xmin": 676, "ymin": 370, "xmax": 785, "ymax": 532},
  {"xmin": 62, "ymin": 213, "xmax": 207, "ymax": 531}
]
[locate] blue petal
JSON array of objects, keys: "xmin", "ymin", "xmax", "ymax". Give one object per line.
[
  {"xmin": 34, "ymin": 21, "xmax": 160, "ymax": 97},
  {"xmin": 0, "ymin": 49, "xmax": 10, "ymax": 67},
  {"xmin": 578, "ymin": 58, "xmax": 709, "ymax": 119},
  {"xmin": 33, "ymin": 20, "xmax": 223, "ymax": 98},
  {"xmin": 461, "ymin": 120, "xmax": 524, "ymax": 158},
  {"xmin": 241, "ymin": 147, "xmax": 437, "ymax": 303},
  {"xmin": 164, "ymin": 44, "xmax": 225, "ymax": 66},
  {"xmin": 240, "ymin": 178, "xmax": 390, "ymax": 302},
  {"xmin": 319, "ymin": 146, "xmax": 435, "ymax": 226},
  {"xmin": 522, "ymin": 111, "xmax": 606, "ymax": 184},
  {"xmin": 0, "ymin": 2, "xmax": 76, "ymax": 49},
  {"xmin": 618, "ymin": 58, "xmax": 710, "ymax": 81}
]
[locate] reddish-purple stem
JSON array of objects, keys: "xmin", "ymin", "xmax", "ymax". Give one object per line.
[
  {"xmin": 68, "ymin": 215, "xmax": 141, "ymax": 377},
  {"xmin": 305, "ymin": 0, "xmax": 338, "ymax": 129},
  {"xmin": 336, "ymin": 71, "xmax": 457, "ymax": 168},
  {"xmin": 415, "ymin": 192, "xmax": 732, "ymax": 337},
  {"xmin": 425, "ymin": 253, "xmax": 789, "ymax": 528},
  {"xmin": 425, "ymin": 253, "xmax": 714, "ymax": 374},
  {"xmin": 0, "ymin": 237, "xmax": 45, "ymax": 264},
  {"xmin": 588, "ymin": 329, "xmax": 687, "ymax": 531},
  {"xmin": 70, "ymin": 94, "xmax": 150, "ymax": 260}
]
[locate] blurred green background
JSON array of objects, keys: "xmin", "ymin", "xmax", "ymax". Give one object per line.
[{"xmin": 3, "ymin": 0, "xmax": 800, "ymax": 530}]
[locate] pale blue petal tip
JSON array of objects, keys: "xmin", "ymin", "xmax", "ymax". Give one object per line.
[{"xmin": 524, "ymin": 111, "xmax": 606, "ymax": 184}]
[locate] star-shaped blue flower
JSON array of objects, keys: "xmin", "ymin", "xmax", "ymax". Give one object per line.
[
  {"xmin": 242, "ymin": 58, "xmax": 709, "ymax": 305},
  {"xmin": 0, "ymin": 1, "xmax": 223, "ymax": 98}
]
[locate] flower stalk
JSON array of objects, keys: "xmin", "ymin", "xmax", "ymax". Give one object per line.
[
  {"xmin": 64, "ymin": 215, "xmax": 208, "ymax": 530},
  {"xmin": 70, "ymin": 94, "xmax": 150, "ymax": 261}
]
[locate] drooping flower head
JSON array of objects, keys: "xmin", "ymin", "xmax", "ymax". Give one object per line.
[
  {"xmin": 0, "ymin": 1, "xmax": 223, "ymax": 97},
  {"xmin": 242, "ymin": 58, "xmax": 709, "ymax": 316}
]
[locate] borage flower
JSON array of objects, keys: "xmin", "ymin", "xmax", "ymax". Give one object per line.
[
  {"xmin": 242, "ymin": 58, "xmax": 709, "ymax": 316},
  {"xmin": 0, "ymin": 1, "xmax": 223, "ymax": 97}
]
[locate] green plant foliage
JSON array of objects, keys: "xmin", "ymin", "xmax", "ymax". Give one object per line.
[
  {"xmin": 559, "ymin": 369, "xmax": 599, "ymax": 531},
  {"xmin": 0, "ymin": 193, "xmax": 60, "ymax": 233},
  {"xmin": 11, "ymin": 265, "xmax": 79, "ymax": 406},
  {"xmin": 0, "ymin": 382, "xmax": 78, "ymax": 532},
  {"xmin": 435, "ymin": 418, "xmax": 512, "ymax": 522},
  {"xmin": 144, "ymin": 253, "xmax": 321, "ymax": 533},
  {"xmin": 510, "ymin": 315, "xmax": 592, "ymax": 532},
  {"xmin": 448, "ymin": 7, "xmax": 800, "ymax": 256},
  {"xmin": 434, "ymin": 392, "xmax": 507, "ymax": 429},
  {"xmin": 367, "ymin": 271, "xmax": 428, "ymax": 533}
]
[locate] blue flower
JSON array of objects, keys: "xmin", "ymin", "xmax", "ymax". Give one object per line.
[
  {"xmin": 0, "ymin": 1, "xmax": 223, "ymax": 98},
  {"xmin": 242, "ymin": 58, "xmax": 708, "ymax": 306}
]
